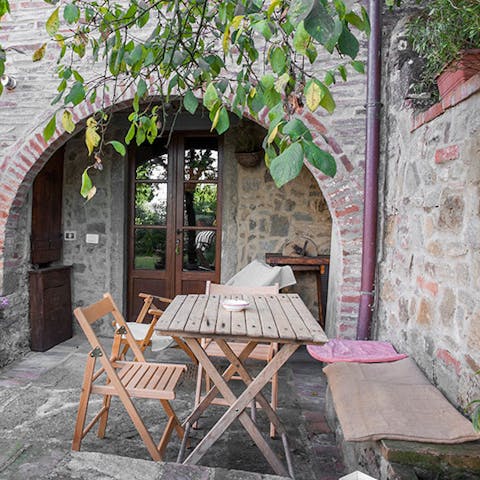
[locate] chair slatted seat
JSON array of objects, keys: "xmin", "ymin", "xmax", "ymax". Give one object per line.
[{"xmin": 72, "ymin": 293, "xmax": 186, "ymax": 461}]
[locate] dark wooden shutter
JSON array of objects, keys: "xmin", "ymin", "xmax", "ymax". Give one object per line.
[{"xmin": 31, "ymin": 147, "xmax": 64, "ymax": 265}]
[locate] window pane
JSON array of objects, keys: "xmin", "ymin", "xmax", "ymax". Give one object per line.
[
  {"xmin": 183, "ymin": 230, "xmax": 216, "ymax": 271},
  {"xmin": 184, "ymin": 138, "xmax": 218, "ymax": 181},
  {"xmin": 184, "ymin": 183, "xmax": 217, "ymax": 227},
  {"xmin": 135, "ymin": 183, "xmax": 168, "ymax": 225},
  {"xmin": 134, "ymin": 229, "xmax": 166, "ymax": 270},
  {"xmin": 136, "ymin": 146, "xmax": 168, "ymax": 180}
]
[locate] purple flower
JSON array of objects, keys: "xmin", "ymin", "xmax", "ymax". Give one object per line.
[{"xmin": 0, "ymin": 297, "xmax": 9, "ymax": 308}]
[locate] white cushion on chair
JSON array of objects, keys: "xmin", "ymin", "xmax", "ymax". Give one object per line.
[
  {"xmin": 124, "ymin": 322, "xmax": 174, "ymax": 352},
  {"xmin": 225, "ymin": 259, "xmax": 296, "ymax": 289}
]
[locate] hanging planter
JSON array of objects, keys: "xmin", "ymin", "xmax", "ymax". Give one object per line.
[
  {"xmin": 235, "ymin": 150, "xmax": 264, "ymax": 168},
  {"xmin": 436, "ymin": 49, "xmax": 480, "ymax": 98}
]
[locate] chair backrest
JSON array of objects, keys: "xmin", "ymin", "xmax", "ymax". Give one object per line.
[
  {"xmin": 74, "ymin": 293, "xmax": 146, "ymax": 362},
  {"xmin": 205, "ymin": 281, "xmax": 279, "ymax": 295}
]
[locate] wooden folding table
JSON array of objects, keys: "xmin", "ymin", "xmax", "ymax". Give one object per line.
[{"xmin": 154, "ymin": 293, "xmax": 328, "ymax": 478}]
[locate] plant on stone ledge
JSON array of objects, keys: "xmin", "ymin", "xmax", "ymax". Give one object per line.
[
  {"xmin": 468, "ymin": 370, "xmax": 480, "ymax": 432},
  {"xmin": 406, "ymin": 0, "xmax": 480, "ymax": 105}
]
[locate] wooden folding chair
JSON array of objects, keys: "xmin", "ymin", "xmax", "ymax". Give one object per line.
[
  {"xmin": 194, "ymin": 281, "xmax": 280, "ymax": 437},
  {"xmin": 117, "ymin": 293, "xmax": 172, "ymax": 360},
  {"xmin": 72, "ymin": 293, "xmax": 186, "ymax": 461}
]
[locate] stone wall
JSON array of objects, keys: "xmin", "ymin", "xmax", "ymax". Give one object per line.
[
  {"xmin": 223, "ymin": 122, "xmax": 332, "ymax": 321},
  {"xmin": 376, "ymin": 7, "xmax": 480, "ymax": 409},
  {"xmin": 63, "ymin": 124, "xmax": 128, "ymax": 335}
]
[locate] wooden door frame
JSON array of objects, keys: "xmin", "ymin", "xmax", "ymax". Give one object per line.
[
  {"xmin": 127, "ymin": 132, "xmax": 223, "ymax": 319},
  {"xmin": 173, "ymin": 132, "xmax": 223, "ymax": 293}
]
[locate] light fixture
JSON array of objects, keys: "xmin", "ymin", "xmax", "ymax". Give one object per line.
[{"xmin": 1, "ymin": 75, "xmax": 17, "ymax": 90}]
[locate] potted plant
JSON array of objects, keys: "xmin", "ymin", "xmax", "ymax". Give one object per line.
[
  {"xmin": 407, "ymin": 0, "xmax": 480, "ymax": 99},
  {"xmin": 234, "ymin": 123, "xmax": 265, "ymax": 168}
]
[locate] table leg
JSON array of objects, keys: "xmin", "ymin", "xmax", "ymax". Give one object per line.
[
  {"xmin": 184, "ymin": 341, "xmax": 258, "ymax": 427},
  {"xmin": 216, "ymin": 339, "xmax": 287, "ymax": 436},
  {"xmin": 184, "ymin": 338, "xmax": 298, "ymax": 477}
]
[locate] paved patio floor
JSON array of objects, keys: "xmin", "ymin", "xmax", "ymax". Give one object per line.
[{"xmin": 0, "ymin": 335, "xmax": 344, "ymax": 479}]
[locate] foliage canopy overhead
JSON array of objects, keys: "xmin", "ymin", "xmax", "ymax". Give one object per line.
[{"xmin": 3, "ymin": 0, "xmax": 372, "ymax": 197}]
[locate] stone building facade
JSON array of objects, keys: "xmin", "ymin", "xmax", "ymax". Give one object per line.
[
  {"xmin": 376, "ymin": 6, "xmax": 480, "ymax": 411},
  {"xmin": 1, "ymin": 0, "xmax": 479, "ymax": 418},
  {"xmin": 0, "ymin": 1, "xmax": 367, "ymax": 365}
]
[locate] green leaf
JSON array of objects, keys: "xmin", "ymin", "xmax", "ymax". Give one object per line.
[
  {"xmin": 304, "ymin": 1, "xmax": 337, "ymax": 47},
  {"xmin": 64, "ymin": 4, "xmax": 80, "ymax": 24},
  {"xmin": 252, "ymin": 20, "xmax": 272, "ymax": 40},
  {"xmin": 282, "ymin": 118, "xmax": 312, "ymax": 141},
  {"xmin": 351, "ymin": 60, "xmax": 365, "ymax": 74},
  {"xmin": 338, "ymin": 64, "xmax": 347, "ymax": 81},
  {"xmin": 302, "ymin": 140, "xmax": 336, "ymax": 177},
  {"xmin": 125, "ymin": 123, "xmax": 136, "ymax": 145},
  {"xmin": 137, "ymin": 78, "xmax": 147, "ymax": 98},
  {"xmin": 203, "ymin": 83, "xmax": 219, "ymax": 110},
  {"xmin": 107, "ymin": 140, "xmax": 126, "ymax": 156},
  {"xmin": 325, "ymin": 71, "xmax": 335, "ymax": 85},
  {"xmin": 288, "ymin": 0, "xmax": 314, "ymax": 25},
  {"xmin": 0, "ymin": 0, "xmax": 10, "ymax": 16},
  {"xmin": 61, "ymin": 110, "xmax": 75, "ymax": 133},
  {"xmin": 338, "ymin": 24, "xmax": 359, "ymax": 59},
  {"xmin": 212, "ymin": 106, "xmax": 229, "ymax": 135},
  {"xmin": 293, "ymin": 21, "xmax": 311, "ymax": 56},
  {"xmin": 270, "ymin": 47, "xmax": 287, "ymax": 74},
  {"xmin": 80, "ymin": 168, "xmax": 93, "ymax": 198},
  {"xmin": 46, "ymin": 7, "xmax": 60, "ymax": 36},
  {"xmin": 345, "ymin": 12, "xmax": 365, "ymax": 30},
  {"xmin": 43, "ymin": 114, "xmax": 57, "ymax": 141},
  {"xmin": 269, "ymin": 142, "xmax": 304, "ymax": 188},
  {"xmin": 318, "ymin": 82, "xmax": 336, "ymax": 113},
  {"xmin": 184, "ymin": 90, "xmax": 199, "ymax": 115},
  {"xmin": 65, "ymin": 82, "xmax": 85, "ymax": 106}
]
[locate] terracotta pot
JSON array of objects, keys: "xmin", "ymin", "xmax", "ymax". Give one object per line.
[
  {"xmin": 235, "ymin": 150, "xmax": 263, "ymax": 167},
  {"xmin": 436, "ymin": 49, "xmax": 480, "ymax": 98}
]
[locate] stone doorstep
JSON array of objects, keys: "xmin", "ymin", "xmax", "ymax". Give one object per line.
[
  {"xmin": 380, "ymin": 439, "xmax": 480, "ymax": 473},
  {"xmin": 44, "ymin": 451, "xmax": 291, "ymax": 480}
]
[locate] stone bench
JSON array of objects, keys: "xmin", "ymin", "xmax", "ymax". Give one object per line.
[{"xmin": 323, "ymin": 358, "xmax": 480, "ymax": 480}]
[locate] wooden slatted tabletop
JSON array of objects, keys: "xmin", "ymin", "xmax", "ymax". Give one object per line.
[{"xmin": 154, "ymin": 293, "xmax": 328, "ymax": 345}]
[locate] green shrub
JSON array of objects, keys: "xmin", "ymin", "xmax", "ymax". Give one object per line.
[{"xmin": 407, "ymin": 0, "xmax": 480, "ymax": 94}]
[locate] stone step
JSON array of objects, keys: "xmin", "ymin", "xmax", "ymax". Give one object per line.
[
  {"xmin": 381, "ymin": 439, "xmax": 480, "ymax": 478},
  {"xmin": 42, "ymin": 451, "xmax": 291, "ymax": 480}
]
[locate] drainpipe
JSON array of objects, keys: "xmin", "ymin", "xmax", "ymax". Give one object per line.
[{"xmin": 357, "ymin": 0, "xmax": 382, "ymax": 340}]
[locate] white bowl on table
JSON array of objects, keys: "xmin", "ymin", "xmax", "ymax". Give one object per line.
[{"xmin": 221, "ymin": 299, "xmax": 250, "ymax": 312}]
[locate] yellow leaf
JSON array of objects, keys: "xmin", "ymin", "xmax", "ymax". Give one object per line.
[
  {"xmin": 46, "ymin": 7, "xmax": 59, "ymax": 36},
  {"xmin": 222, "ymin": 24, "xmax": 230, "ymax": 53},
  {"xmin": 85, "ymin": 119, "xmax": 100, "ymax": 155},
  {"xmin": 86, "ymin": 185, "xmax": 97, "ymax": 201},
  {"xmin": 267, "ymin": 0, "xmax": 281, "ymax": 16},
  {"xmin": 305, "ymin": 81, "xmax": 322, "ymax": 112},
  {"xmin": 32, "ymin": 43, "xmax": 46, "ymax": 62},
  {"xmin": 61, "ymin": 110, "xmax": 75, "ymax": 133},
  {"xmin": 264, "ymin": 151, "xmax": 271, "ymax": 168},
  {"xmin": 267, "ymin": 124, "xmax": 279, "ymax": 144},
  {"xmin": 210, "ymin": 108, "xmax": 221, "ymax": 132},
  {"xmin": 231, "ymin": 15, "xmax": 244, "ymax": 30},
  {"xmin": 249, "ymin": 87, "xmax": 256, "ymax": 98}
]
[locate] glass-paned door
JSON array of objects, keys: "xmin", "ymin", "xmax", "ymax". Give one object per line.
[{"xmin": 128, "ymin": 134, "xmax": 221, "ymax": 320}]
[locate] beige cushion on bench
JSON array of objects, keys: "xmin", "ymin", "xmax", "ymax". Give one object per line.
[{"xmin": 324, "ymin": 358, "xmax": 480, "ymax": 444}]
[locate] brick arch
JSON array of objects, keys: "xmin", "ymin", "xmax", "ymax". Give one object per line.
[{"xmin": 0, "ymin": 85, "xmax": 363, "ymax": 337}]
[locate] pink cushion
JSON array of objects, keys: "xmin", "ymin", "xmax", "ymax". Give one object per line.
[{"xmin": 307, "ymin": 339, "xmax": 408, "ymax": 363}]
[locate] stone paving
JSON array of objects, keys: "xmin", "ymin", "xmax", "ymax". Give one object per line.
[{"xmin": 0, "ymin": 336, "xmax": 344, "ymax": 480}]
